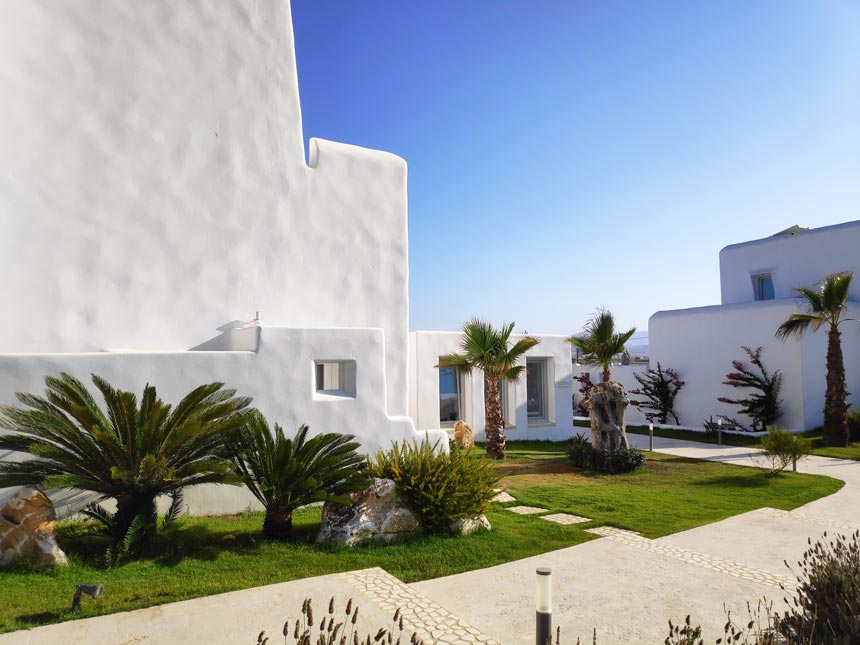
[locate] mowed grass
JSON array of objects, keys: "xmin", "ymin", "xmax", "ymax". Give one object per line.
[
  {"xmin": 0, "ymin": 440, "xmax": 843, "ymax": 633},
  {"xmin": 498, "ymin": 441, "xmax": 842, "ymax": 538}
]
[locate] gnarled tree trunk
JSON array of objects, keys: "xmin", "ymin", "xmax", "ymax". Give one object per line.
[
  {"xmin": 484, "ymin": 374, "xmax": 506, "ymax": 460},
  {"xmin": 584, "ymin": 381, "xmax": 629, "ymax": 451},
  {"xmin": 823, "ymin": 326, "xmax": 850, "ymax": 447}
]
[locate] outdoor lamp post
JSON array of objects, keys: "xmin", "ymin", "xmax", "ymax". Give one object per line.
[
  {"xmin": 649, "ymin": 422, "xmax": 653, "ymax": 451},
  {"xmin": 536, "ymin": 567, "xmax": 552, "ymax": 645},
  {"xmin": 71, "ymin": 583, "xmax": 104, "ymax": 612},
  {"xmin": 717, "ymin": 417, "xmax": 723, "ymax": 445}
]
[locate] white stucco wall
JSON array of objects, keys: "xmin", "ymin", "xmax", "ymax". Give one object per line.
[
  {"xmin": 410, "ymin": 332, "xmax": 575, "ymax": 442},
  {"xmin": 719, "ymin": 220, "xmax": 860, "ymax": 305},
  {"xmin": 0, "ymin": 326, "xmax": 425, "ymax": 515},
  {"xmin": 0, "ymin": 1, "xmax": 410, "ymax": 418},
  {"xmin": 650, "ymin": 300, "xmax": 807, "ymax": 430}
]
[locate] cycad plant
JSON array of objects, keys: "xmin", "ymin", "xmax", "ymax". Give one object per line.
[
  {"xmin": 437, "ymin": 319, "xmax": 539, "ymax": 460},
  {"xmin": 776, "ymin": 272, "xmax": 856, "ymax": 447},
  {"xmin": 0, "ymin": 373, "xmax": 253, "ymax": 559},
  {"xmin": 569, "ymin": 309, "xmax": 636, "ymax": 383},
  {"xmin": 228, "ymin": 413, "xmax": 367, "ymax": 538}
]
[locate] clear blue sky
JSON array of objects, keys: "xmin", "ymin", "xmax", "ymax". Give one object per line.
[{"xmin": 291, "ymin": 1, "xmax": 860, "ymax": 338}]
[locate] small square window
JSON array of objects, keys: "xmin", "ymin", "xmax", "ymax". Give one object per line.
[
  {"xmin": 753, "ymin": 274, "xmax": 775, "ymax": 301},
  {"xmin": 314, "ymin": 361, "xmax": 356, "ymax": 398}
]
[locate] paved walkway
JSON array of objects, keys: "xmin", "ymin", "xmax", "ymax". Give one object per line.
[
  {"xmin": 3, "ymin": 435, "xmax": 857, "ymax": 644},
  {"xmin": 412, "ymin": 435, "xmax": 860, "ymax": 643}
]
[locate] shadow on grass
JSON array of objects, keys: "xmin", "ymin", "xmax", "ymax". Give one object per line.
[{"xmin": 690, "ymin": 474, "xmax": 768, "ymax": 488}]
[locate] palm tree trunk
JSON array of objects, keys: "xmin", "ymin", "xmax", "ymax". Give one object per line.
[
  {"xmin": 602, "ymin": 365, "xmax": 611, "ymax": 383},
  {"xmin": 262, "ymin": 505, "xmax": 294, "ymax": 538},
  {"xmin": 823, "ymin": 325, "xmax": 850, "ymax": 447},
  {"xmin": 484, "ymin": 374, "xmax": 506, "ymax": 460},
  {"xmin": 114, "ymin": 492, "xmax": 158, "ymax": 548}
]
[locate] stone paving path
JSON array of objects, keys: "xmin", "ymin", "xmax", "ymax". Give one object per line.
[{"xmin": 341, "ymin": 568, "xmax": 501, "ymax": 645}]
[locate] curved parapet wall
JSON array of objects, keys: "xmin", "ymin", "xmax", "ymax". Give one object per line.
[{"xmin": 0, "ymin": 1, "xmax": 409, "ymax": 418}]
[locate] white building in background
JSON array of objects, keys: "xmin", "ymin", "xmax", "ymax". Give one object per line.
[
  {"xmin": 650, "ymin": 221, "xmax": 860, "ymax": 431},
  {"xmin": 409, "ymin": 332, "xmax": 575, "ymax": 442},
  {"xmin": 0, "ymin": 1, "xmax": 578, "ymax": 514}
]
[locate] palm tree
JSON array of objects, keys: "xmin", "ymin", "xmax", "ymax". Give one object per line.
[
  {"xmin": 228, "ymin": 413, "xmax": 367, "ymax": 538},
  {"xmin": 0, "ymin": 373, "xmax": 253, "ymax": 553},
  {"xmin": 437, "ymin": 319, "xmax": 539, "ymax": 460},
  {"xmin": 569, "ymin": 309, "xmax": 636, "ymax": 383},
  {"xmin": 776, "ymin": 272, "xmax": 856, "ymax": 447}
]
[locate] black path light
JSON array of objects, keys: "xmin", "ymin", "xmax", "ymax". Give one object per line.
[
  {"xmin": 71, "ymin": 583, "xmax": 104, "ymax": 612},
  {"xmin": 535, "ymin": 567, "xmax": 552, "ymax": 645}
]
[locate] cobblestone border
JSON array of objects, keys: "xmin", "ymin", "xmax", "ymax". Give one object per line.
[
  {"xmin": 586, "ymin": 527, "xmax": 795, "ymax": 590},
  {"xmin": 340, "ymin": 568, "xmax": 501, "ymax": 645},
  {"xmin": 756, "ymin": 507, "xmax": 860, "ymax": 534}
]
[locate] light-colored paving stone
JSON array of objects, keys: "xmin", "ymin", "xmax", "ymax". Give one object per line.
[
  {"xmin": 490, "ymin": 491, "xmax": 516, "ymax": 503},
  {"xmin": 539, "ymin": 513, "xmax": 592, "ymax": 525},
  {"xmin": 341, "ymin": 568, "xmax": 501, "ymax": 645},
  {"xmin": 506, "ymin": 505, "xmax": 549, "ymax": 515}
]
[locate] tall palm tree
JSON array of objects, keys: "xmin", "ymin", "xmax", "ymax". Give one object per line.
[
  {"xmin": 776, "ymin": 272, "xmax": 856, "ymax": 447},
  {"xmin": 0, "ymin": 373, "xmax": 253, "ymax": 551},
  {"xmin": 569, "ymin": 309, "xmax": 636, "ymax": 383},
  {"xmin": 437, "ymin": 319, "xmax": 539, "ymax": 460}
]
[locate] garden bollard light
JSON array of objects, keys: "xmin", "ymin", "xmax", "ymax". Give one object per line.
[
  {"xmin": 536, "ymin": 567, "xmax": 552, "ymax": 645},
  {"xmin": 649, "ymin": 423, "xmax": 653, "ymax": 451},
  {"xmin": 71, "ymin": 583, "xmax": 104, "ymax": 612},
  {"xmin": 717, "ymin": 417, "xmax": 722, "ymax": 445}
]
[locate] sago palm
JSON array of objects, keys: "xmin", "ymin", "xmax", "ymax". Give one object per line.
[
  {"xmin": 228, "ymin": 413, "xmax": 368, "ymax": 538},
  {"xmin": 776, "ymin": 272, "xmax": 856, "ymax": 447},
  {"xmin": 569, "ymin": 309, "xmax": 636, "ymax": 383},
  {"xmin": 0, "ymin": 373, "xmax": 253, "ymax": 554},
  {"xmin": 437, "ymin": 319, "xmax": 539, "ymax": 460}
]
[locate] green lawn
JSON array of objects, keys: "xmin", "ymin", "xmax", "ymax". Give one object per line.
[
  {"xmin": 0, "ymin": 441, "xmax": 843, "ymax": 634},
  {"xmin": 616, "ymin": 422, "xmax": 860, "ymax": 461}
]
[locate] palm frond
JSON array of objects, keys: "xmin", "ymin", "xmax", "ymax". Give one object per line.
[{"xmin": 775, "ymin": 314, "xmax": 821, "ymax": 340}]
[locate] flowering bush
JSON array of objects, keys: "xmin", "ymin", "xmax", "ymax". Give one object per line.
[
  {"xmin": 629, "ymin": 363, "xmax": 685, "ymax": 425},
  {"xmin": 573, "ymin": 373, "xmax": 593, "ymax": 416},
  {"xmin": 717, "ymin": 346, "xmax": 783, "ymax": 431}
]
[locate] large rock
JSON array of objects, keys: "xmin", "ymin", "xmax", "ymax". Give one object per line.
[
  {"xmin": 316, "ymin": 478, "xmax": 420, "ymax": 547},
  {"xmin": 0, "ymin": 487, "xmax": 68, "ymax": 568},
  {"xmin": 584, "ymin": 381, "xmax": 630, "ymax": 451},
  {"xmin": 449, "ymin": 514, "xmax": 491, "ymax": 536},
  {"xmin": 453, "ymin": 420, "xmax": 475, "ymax": 449}
]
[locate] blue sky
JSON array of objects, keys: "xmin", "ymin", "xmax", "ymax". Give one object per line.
[{"xmin": 291, "ymin": 1, "xmax": 860, "ymax": 338}]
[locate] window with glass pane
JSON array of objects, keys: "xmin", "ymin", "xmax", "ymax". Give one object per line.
[
  {"xmin": 754, "ymin": 274, "xmax": 775, "ymax": 301},
  {"xmin": 526, "ymin": 360, "xmax": 545, "ymax": 419},
  {"xmin": 316, "ymin": 362, "xmax": 342, "ymax": 391},
  {"xmin": 439, "ymin": 366, "xmax": 461, "ymax": 425}
]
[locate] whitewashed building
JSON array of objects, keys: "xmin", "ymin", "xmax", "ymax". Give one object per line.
[
  {"xmin": 0, "ymin": 1, "xmax": 578, "ymax": 513},
  {"xmin": 650, "ymin": 221, "xmax": 860, "ymax": 431}
]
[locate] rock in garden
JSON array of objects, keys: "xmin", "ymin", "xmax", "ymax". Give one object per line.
[
  {"xmin": 449, "ymin": 514, "xmax": 491, "ymax": 536},
  {"xmin": 453, "ymin": 420, "xmax": 475, "ymax": 449},
  {"xmin": 316, "ymin": 478, "xmax": 420, "ymax": 547},
  {"xmin": 0, "ymin": 487, "xmax": 68, "ymax": 568},
  {"xmin": 584, "ymin": 381, "xmax": 630, "ymax": 451}
]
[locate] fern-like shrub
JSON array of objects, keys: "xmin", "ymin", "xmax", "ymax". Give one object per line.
[
  {"xmin": 228, "ymin": 414, "xmax": 367, "ymax": 539},
  {"xmin": 0, "ymin": 373, "xmax": 253, "ymax": 564},
  {"xmin": 366, "ymin": 440, "xmax": 498, "ymax": 531}
]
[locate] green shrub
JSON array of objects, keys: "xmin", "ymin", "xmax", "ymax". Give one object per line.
[
  {"xmin": 227, "ymin": 413, "xmax": 368, "ymax": 539},
  {"xmin": 366, "ymin": 440, "xmax": 498, "ymax": 531},
  {"xmin": 567, "ymin": 433, "xmax": 645, "ymax": 474},
  {"xmin": 758, "ymin": 427, "xmax": 811, "ymax": 477},
  {"xmin": 847, "ymin": 408, "xmax": 860, "ymax": 441}
]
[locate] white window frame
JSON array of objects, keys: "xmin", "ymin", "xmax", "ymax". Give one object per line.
[
  {"xmin": 526, "ymin": 358, "xmax": 548, "ymax": 423},
  {"xmin": 753, "ymin": 273, "xmax": 775, "ymax": 301},
  {"xmin": 314, "ymin": 360, "xmax": 356, "ymax": 399},
  {"xmin": 439, "ymin": 365, "xmax": 464, "ymax": 427}
]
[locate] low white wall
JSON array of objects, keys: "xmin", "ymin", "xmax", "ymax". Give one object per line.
[
  {"xmin": 649, "ymin": 300, "xmax": 806, "ymax": 430},
  {"xmin": 410, "ymin": 331, "xmax": 575, "ymax": 441},
  {"xmin": 0, "ymin": 326, "xmax": 424, "ymax": 516}
]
